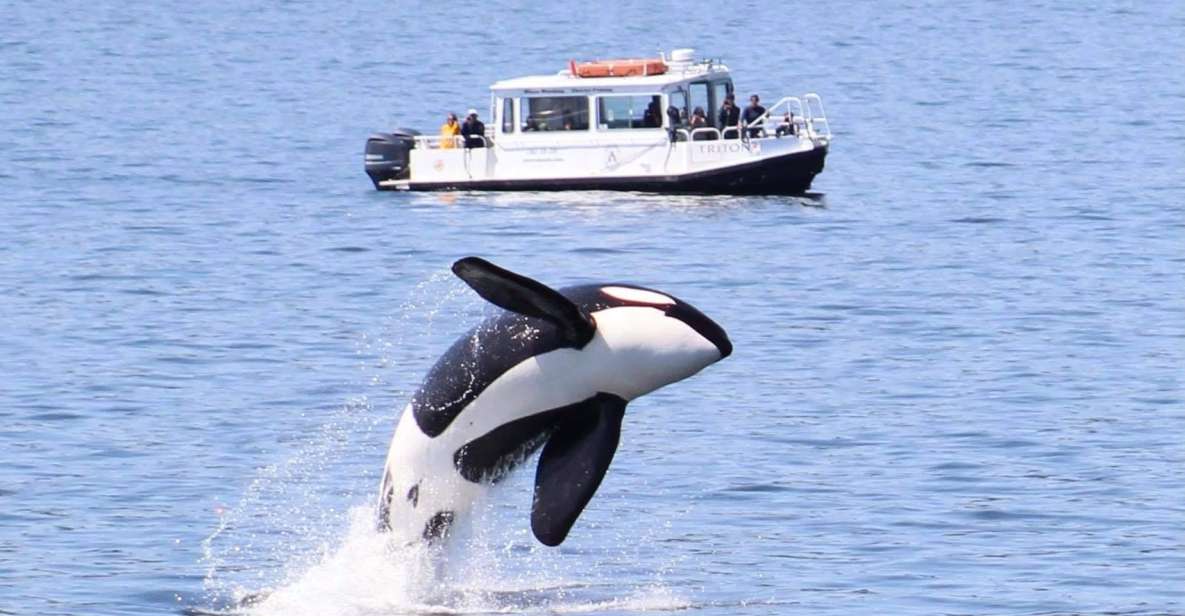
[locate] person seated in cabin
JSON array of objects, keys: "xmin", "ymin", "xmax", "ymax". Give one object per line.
[
  {"xmin": 775, "ymin": 112, "xmax": 797, "ymax": 138},
  {"xmin": 741, "ymin": 94, "xmax": 767, "ymax": 138},
  {"xmin": 439, "ymin": 112, "xmax": 461, "ymax": 148},
  {"xmin": 690, "ymin": 107, "xmax": 716, "ymax": 140},
  {"xmin": 643, "ymin": 99, "xmax": 662, "ymax": 128},
  {"xmin": 461, "ymin": 108, "xmax": 486, "ymax": 148},
  {"xmin": 718, "ymin": 93, "xmax": 740, "ymax": 139}
]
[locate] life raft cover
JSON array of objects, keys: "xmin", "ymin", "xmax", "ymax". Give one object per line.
[{"xmin": 568, "ymin": 58, "xmax": 668, "ymax": 78}]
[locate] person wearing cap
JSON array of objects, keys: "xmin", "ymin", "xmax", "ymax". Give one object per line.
[{"xmin": 460, "ymin": 108, "xmax": 486, "ymax": 149}]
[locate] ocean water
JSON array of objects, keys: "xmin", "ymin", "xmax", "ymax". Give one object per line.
[{"xmin": 2, "ymin": 1, "xmax": 1183, "ymax": 615}]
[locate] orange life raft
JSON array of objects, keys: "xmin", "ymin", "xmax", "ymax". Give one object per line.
[{"xmin": 568, "ymin": 58, "xmax": 669, "ymax": 78}]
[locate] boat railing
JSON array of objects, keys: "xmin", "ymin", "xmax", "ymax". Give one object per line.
[
  {"xmin": 673, "ymin": 127, "xmax": 741, "ymax": 142},
  {"xmin": 412, "ymin": 135, "xmax": 467, "ymax": 149},
  {"xmin": 803, "ymin": 93, "xmax": 830, "ymax": 140},
  {"xmin": 675, "ymin": 127, "xmax": 763, "ymax": 166},
  {"xmin": 672, "ymin": 127, "xmax": 725, "ymax": 142},
  {"xmin": 741, "ymin": 94, "xmax": 831, "ymax": 142}
]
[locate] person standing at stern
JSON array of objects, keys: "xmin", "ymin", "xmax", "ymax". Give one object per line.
[
  {"xmin": 439, "ymin": 112, "xmax": 461, "ymax": 148},
  {"xmin": 461, "ymin": 109, "xmax": 486, "ymax": 148}
]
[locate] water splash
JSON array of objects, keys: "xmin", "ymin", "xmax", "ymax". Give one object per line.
[
  {"xmin": 229, "ymin": 504, "xmax": 692, "ymax": 616},
  {"xmin": 198, "ymin": 269, "xmax": 474, "ymax": 610},
  {"xmin": 197, "ymin": 269, "xmax": 691, "ymax": 615}
]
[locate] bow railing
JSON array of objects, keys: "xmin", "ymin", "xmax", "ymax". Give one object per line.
[{"xmin": 741, "ymin": 94, "xmax": 830, "ymax": 142}]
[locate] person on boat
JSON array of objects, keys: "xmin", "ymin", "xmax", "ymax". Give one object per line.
[
  {"xmin": 689, "ymin": 107, "xmax": 716, "ymax": 140},
  {"xmin": 666, "ymin": 105, "xmax": 684, "ymax": 141},
  {"xmin": 439, "ymin": 113, "xmax": 461, "ymax": 149},
  {"xmin": 643, "ymin": 98, "xmax": 663, "ymax": 128},
  {"xmin": 718, "ymin": 93, "xmax": 740, "ymax": 139},
  {"xmin": 461, "ymin": 108, "xmax": 486, "ymax": 148},
  {"xmin": 776, "ymin": 112, "xmax": 797, "ymax": 138},
  {"xmin": 742, "ymin": 94, "xmax": 767, "ymax": 138}
]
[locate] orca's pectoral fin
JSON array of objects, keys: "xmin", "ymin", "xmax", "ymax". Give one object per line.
[
  {"xmin": 452, "ymin": 257, "xmax": 595, "ymax": 348},
  {"xmin": 531, "ymin": 393, "xmax": 627, "ymax": 546}
]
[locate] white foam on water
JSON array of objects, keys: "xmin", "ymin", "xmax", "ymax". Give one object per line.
[
  {"xmin": 221, "ymin": 503, "xmax": 691, "ymax": 616},
  {"xmin": 242, "ymin": 507, "xmax": 440, "ymax": 616},
  {"xmin": 201, "ymin": 449, "xmax": 693, "ymax": 615},
  {"xmin": 198, "ymin": 268, "xmax": 693, "ymax": 615}
]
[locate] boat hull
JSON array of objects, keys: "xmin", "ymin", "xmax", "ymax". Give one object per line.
[{"xmin": 379, "ymin": 146, "xmax": 826, "ymax": 195}]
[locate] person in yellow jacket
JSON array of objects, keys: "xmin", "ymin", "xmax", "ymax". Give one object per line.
[{"xmin": 439, "ymin": 113, "xmax": 461, "ymax": 148}]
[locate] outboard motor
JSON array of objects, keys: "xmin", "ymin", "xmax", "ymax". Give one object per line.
[{"xmin": 364, "ymin": 128, "xmax": 419, "ymax": 188}]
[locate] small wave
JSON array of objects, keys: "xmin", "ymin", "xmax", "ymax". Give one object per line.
[
  {"xmin": 27, "ymin": 412, "xmax": 83, "ymax": 421},
  {"xmin": 949, "ymin": 216, "xmax": 1006, "ymax": 224},
  {"xmin": 568, "ymin": 247, "xmax": 629, "ymax": 255},
  {"xmin": 719, "ymin": 482, "xmax": 792, "ymax": 494}
]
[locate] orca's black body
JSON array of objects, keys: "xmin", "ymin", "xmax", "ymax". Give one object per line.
[{"xmin": 378, "ymin": 258, "xmax": 731, "ymax": 546}]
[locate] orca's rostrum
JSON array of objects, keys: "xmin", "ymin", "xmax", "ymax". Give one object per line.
[
  {"xmin": 364, "ymin": 48, "xmax": 830, "ymax": 195},
  {"xmin": 378, "ymin": 257, "xmax": 732, "ymax": 546}
]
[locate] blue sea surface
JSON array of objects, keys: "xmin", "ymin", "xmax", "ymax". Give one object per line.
[{"xmin": 2, "ymin": 2, "xmax": 1183, "ymax": 615}]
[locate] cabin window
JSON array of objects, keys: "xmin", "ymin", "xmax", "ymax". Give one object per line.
[
  {"xmin": 689, "ymin": 82, "xmax": 710, "ymax": 120},
  {"xmin": 596, "ymin": 95, "xmax": 663, "ymax": 130},
  {"xmin": 522, "ymin": 96, "xmax": 589, "ymax": 131},
  {"xmin": 712, "ymin": 81, "xmax": 731, "ymax": 123},
  {"xmin": 501, "ymin": 98, "xmax": 515, "ymax": 133},
  {"xmin": 668, "ymin": 89, "xmax": 688, "ymax": 127}
]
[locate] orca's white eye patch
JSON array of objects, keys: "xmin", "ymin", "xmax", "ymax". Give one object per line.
[{"xmin": 600, "ymin": 286, "xmax": 675, "ymax": 306}]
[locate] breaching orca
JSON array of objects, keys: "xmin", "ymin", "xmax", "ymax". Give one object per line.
[{"xmin": 378, "ymin": 257, "xmax": 732, "ymax": 546}]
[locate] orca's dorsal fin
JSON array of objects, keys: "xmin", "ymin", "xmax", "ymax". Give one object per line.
[
  {"xmin": 452, "ymin": 257, "xmax": 596, "ymax": 348},
  {"xmin": 531, "ymin": 393, "xmax": 627, "ymax": 546}
]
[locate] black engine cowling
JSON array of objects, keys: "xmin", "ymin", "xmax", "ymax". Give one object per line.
[{"xmin": 364, "ymin": 128, "xmax": 419, "ymax": 188}]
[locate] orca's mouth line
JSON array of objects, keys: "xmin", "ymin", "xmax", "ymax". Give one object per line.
[{"xmin": 665, "ymin": 303, "xmax": 733, "ymax": 358}]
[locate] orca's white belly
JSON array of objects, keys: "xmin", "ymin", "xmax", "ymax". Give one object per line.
[{"xmin": 379, "ymin": 349, "xmax": 592, "ymax": 542}]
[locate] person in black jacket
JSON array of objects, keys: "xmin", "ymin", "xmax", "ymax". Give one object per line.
[
  {"xmin": 666, "ymin": 105, "xmax": 684, "ymax": 141},
  {"xmin": 741, "ymin": 94, "xmax": 766, "ymax": 138},
  {"xmin": 717, "ymin": 93, "xmax": 740, "ymax": 138},
  {"xmin": 461, "ymin": 109, "xmax": 486, "ymax": 148}
]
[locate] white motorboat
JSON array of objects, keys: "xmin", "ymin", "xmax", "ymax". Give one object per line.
[{"xmin": 364, "ymin": 49, "xmax": 831, "ymax": 194}]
